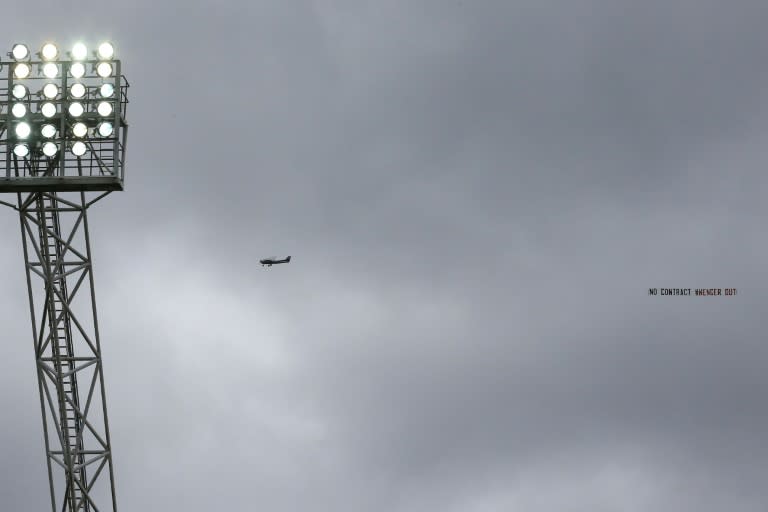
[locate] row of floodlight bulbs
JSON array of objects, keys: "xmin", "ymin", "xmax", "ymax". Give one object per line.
[
  {"xmin": 15, "ymin": 121, "xmax": 112, "ymax": 139},
  {"xmin": 13, "ymin": 140, "xmax": 94, "ymax": 158},
  {"xmin": 9, "ymin": 82, "xmax": 115, "ymax": 113},
  {"xmin": 13, "ymin": 140, "xmax": 91, "ymax": 159},
  {"xmin": 10, "ymin": 42, "xmax": 116, "ymax": 79},
  {"xmin": 11, "ymin": 81, "xmax": 114, "ymax": 101},
  {"xmin": 12, "ymin": 125, "xmax": 112, "ymax": 158},
  {"xmin": 12, "ymin": 119, "xmax": 114, "ymax": 159}
]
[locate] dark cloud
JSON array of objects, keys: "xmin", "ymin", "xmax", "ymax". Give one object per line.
[{"xmin": 1, "ymin": 1, "xmax": 767, "ymax": 511}]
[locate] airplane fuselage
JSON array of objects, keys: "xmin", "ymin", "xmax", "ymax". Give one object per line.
[{"xmin": 260, "ymin": 256, "xmax": 291, "ymax": 267}]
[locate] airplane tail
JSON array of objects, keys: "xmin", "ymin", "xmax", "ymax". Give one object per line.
[{"xmin": 287, "ymin": 256, "xmax": 291, "ymax": 262}]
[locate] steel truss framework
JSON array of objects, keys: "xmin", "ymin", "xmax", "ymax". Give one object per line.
[{"xmin": 9, "ymin": 190, "xmax": 117, "ymax": 512}]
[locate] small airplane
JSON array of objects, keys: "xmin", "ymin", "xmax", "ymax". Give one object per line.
[{"xmin": 260, "ymin": 256, "xmax": 291, "ymax": 267}]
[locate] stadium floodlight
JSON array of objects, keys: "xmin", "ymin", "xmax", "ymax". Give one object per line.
[
  {"xmin": 12, "ymin": 84, "xmax": 28, "ymax": 99},
  {"xmin": 70, "ymin": 62, "xmax": 86, "ymax": 78},
  {"xmin": 12, "ymin": 103, "xmax": 27, "ymax": 118},
  {"xmin": 43, "ymin": 83, "xmax": 59, "ymax": 99},
  {"xmin": 41, "ymin": 43, "xmax": 58, "ymax": 60},
  {"xmin": 0, "ymin": 38, "xmax": 129, "ymax": 512},
  {"xmin": 41, "ymin": 102, "xmax": 57, "ymax": 118},
  {"xmin": 42, "ymin": 141, "xmax": 58, "ymax": 157},
  {"xmin": 71, "ymin": 141, "xmax": 87, "ymax": 157},
  {"xmin": 71, "ymin": 42, "xmax": 87, "ymax": 60},
  {"xmin": 97, "ymin": 101, "xmax": 113, "ymax": 117},
  {"xmin": 97, "ymin": 42, "xmax": 114, "ymax": 60},
  {"xmin": 12, "ymin": 43, "xmax": 29, "ymax": 60},
  {"xmin": 13, "ymin": 144, "xmax": 29, "ymax": 158},
  {"xmin": 70, "ymin": 83, "xmax": 86, "ymax": 99},
  {"xmin": 14, "ymin": 63, "xmax": 31, "ymax": 79},
  {"xmin": 72, "ymin": 122, "xmax": 88, "ymax": 138},
  {"xmin": 42, "ymin": 62, "xmax": 59, "ymax": 79},
  {"xmin": 97, "ymin": 122, "xmax": 113, "ymax": 137},
  {"xmin": 96, "ymin": 62, "xmax": 113, "ymax": 78},
  {"xmin": 68, "ymin": 102, "xmax": 84, "ymax": 117},
  {"xmin": 41, "ymin": 124, "xmax": 57, "ymax": 138},
  {"xmin": 15, "ymin": 122, "xmax": 31, "ymax": 139},
  {"xmin": 100, "ymin": 83, "xmax": 115, "ymax": 98}
]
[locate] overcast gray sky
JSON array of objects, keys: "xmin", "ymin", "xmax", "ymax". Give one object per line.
[{"xmin": 1, "ymin": 1, "xmax": 767, "ymax": 510}]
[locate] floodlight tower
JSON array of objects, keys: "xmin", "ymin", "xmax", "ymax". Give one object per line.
[{"xmin": 0, "ymin": 41, "xmax": 128, "ymax": 512}]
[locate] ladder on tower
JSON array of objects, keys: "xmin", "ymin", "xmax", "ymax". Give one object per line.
[{"xmin": 37, "ymin": 193, "xmax": 91, "ymax": 512}]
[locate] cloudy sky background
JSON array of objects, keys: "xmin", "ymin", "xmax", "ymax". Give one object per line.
[{"xmin": 1, "ymin": 1, "xmax": 767, "ymax": 510}]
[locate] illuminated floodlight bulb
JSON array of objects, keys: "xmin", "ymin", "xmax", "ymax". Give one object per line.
[
  {"xmin": 41, "ymin": 43, "xmax": 59, "ymax": 60},
  {"xmin": 14, "ymin": 144, "xmax": 29, "ymax": 158},
  {"xmin": 41, "ymin": 102, "xmax": 57, "ymax": 118},
  {"xmin": 97, "ymin": 122, "xmax": 113, "ymax": 137},
  {"xmin": 43, "ymin": 83, "xmax": 59, "ymax": 99},
  {"xmin": 12, "ymin": 44, "xmax": 29, "ymax": 61},
  {"xmin": 12, "ymin": 103, "xmax": 27, "ymax": 118},
  {"xmin": 72, "ymin": 42, "xmax": 87, "ymax": 60},
  {"xmin": 70, "ymin": 83, "xmax": 86, "ymax": 99},
  {"xmin": 97, "ymin": 42, "xmax": 114, "ymax": 60},
  {"xmin": 43, "ymin": 62, "xmax": 59, "ymax": 78},
  {"xmin": 68, "ymin": 102, "xmax": 84, "ymax": 117},
  {"xmin": 43, "ymin": 142, "xmax": 59, "ymax": 157},
  {"xmin": 70, "ymin": 62, "xmax": 85, "ymax": 78},
  {"xmin": 15, "ymin": 122, "xmax": 31, "ymax": 139},
  {"xmin": 41, "ymin": 124, "xmax": 57, "ymax": 138},
  {"xmin": 97, "ymin": 101, "xmax": 113, "ymax": 117},
  {"xmin": 96, "ymin": 62, "xmax": 112, "ymax": 78},
  {"xmin": 100, "ymin": 83, "xmax": 115, "ymax": 98},
  {"xmin": 72, "ymin": 122, "xmax": 88, "ymax": 137},
  {"xmin": 71, "ymin": 141, "xmax": 87, "ymax": 157},
  {"xmin": 14, "ymin": 63, "xmax": 31, "ymax": 79},
  {"xmin": 12, "ymin": 84, "xmax": 28, "ymax": 99}
]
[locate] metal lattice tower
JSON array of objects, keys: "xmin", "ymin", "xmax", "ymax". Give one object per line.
[{"xmin": 0, "ymin": 41, "xmax": 128, "ymax": 512}]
